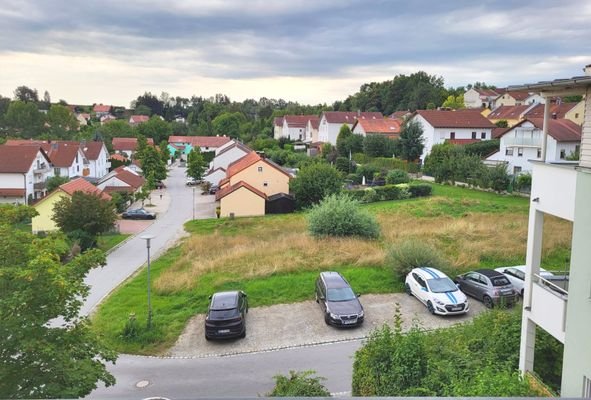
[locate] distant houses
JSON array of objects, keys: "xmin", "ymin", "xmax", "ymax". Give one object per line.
[
  {"xmin": 318, "ymin": 111, "xmax": 383, "ymax": 145},
  {"xmin": 112, "ymin": 137, "xmax": 155, "ymax": 158},
  {"xmin": 0, "ymin": 146, "xmax": 52, "ymax": 204},
  {"xmin": 167, "ymin": 135, "xmax": 231, "ymax": 160}
]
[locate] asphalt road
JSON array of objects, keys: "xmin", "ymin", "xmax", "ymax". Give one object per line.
[
  {"xmin": 81, "ymin": 164, "xmax": 216, "ymax": 317},
  {"xmin": 90, "ymin": 340, "xmax": 361, "ymax": 398}
]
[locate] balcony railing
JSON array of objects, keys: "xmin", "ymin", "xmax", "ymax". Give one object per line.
[
  {"xmin": 34, "ymin": 163, "xmax": 50, "ymax": 174},
  {"xmin": 504, "ymin": 136, "xmax": 541, "ymax": 147},
  {"xmin": 529, "ymin": 272, "xmax": 569, "ymax": 343}
]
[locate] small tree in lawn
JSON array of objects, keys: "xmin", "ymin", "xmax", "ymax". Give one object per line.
[
  {"xmin": 187, "ymin": 148, "xmax": 206, "ymax": 181},
  {"xmin": 399, "ymin": 119, "xmax": 425, "ymax": 161},
  {"xmin": 289, "ymin": 163, "xmax": 343, "ymax": 209},
  {"xmin": 52, "ymin": 191, "xmax": 117, "ymax": 250}
]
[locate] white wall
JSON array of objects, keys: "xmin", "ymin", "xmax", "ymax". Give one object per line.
[
  {"xmin": 211, "ymin": 147, "xmax": 250, "ymax": 171},
  {"xmin": 97, "ymin": 176, "xmax": 129, "ymax": 190},
  {"xmin": 464, "ymin": 89, "xmax": 482, "ymax": 108},
  {"xmin": 352, "ymin": 123, "xmax": 366, "ymax": 137},
  {"xmin": 204, "ymin": 168, "xmax": 226, "ymax": 186}
]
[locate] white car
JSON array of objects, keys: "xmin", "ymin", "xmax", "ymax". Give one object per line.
[
  {"xmin": 405, "ymin": 267, "xmax": 470, "ymax": 315},
  {"xmin": 494, "ymin": 266, "xmax": 554, "ymax": 297}
]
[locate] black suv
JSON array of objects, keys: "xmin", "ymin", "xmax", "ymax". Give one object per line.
[
  {"xmin": 315, "ymin": 272, "xmax": 364, "ymax": 327},
  {"xmin": 204, "ymin": 291, "xmax": 248, "ymax": 340}
]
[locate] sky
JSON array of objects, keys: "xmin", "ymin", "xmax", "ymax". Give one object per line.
[{"xmin": 0, "ymin": 0, "xmax": 590, "ymax": 107}]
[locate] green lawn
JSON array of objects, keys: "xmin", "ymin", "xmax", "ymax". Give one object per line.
[
  {"xmin": 91, "ymin": 183, "xmax": 570, "ymax": 355},
  {"xmin": 97, "ymin": 233, "xmax": 131, "ymax": 252}
]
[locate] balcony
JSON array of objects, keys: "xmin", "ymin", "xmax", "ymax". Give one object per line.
[
  {"xmin": 504, "ymin": 136, "xmax": 542, "ymax": 147},
  {"xmin": 530, "ymin": 161, "xmax": 578, "ymax": 221},
  {"xmin": 529, "ymin": 272, "xmax": 569, "ymax": 343},
  {"xmin": 34, "ymin": 163, "xmax": 50, "ymax": 174},
  {"xmin": 33, "ymin": 181, "xmax": 46, "ymax": 191}
]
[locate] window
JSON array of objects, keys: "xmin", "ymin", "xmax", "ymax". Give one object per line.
[
  {"xmin": 54, "ymin": 168, "xmax": 61, "ymax": 176},
  {"xmin": 506, "ymin": 148, "xmax": 514, "ymax": 156},
  {"xmin": 257, "ymin": 166, "xmax": 263, "ymax": 172},
  {"xmin": 481, "ymin": 132, "xmax": 486, "ymax": 139},
  {"xmin": 513, "ymin": 166, "xmax": 522, "ymax": 174},
  {"xmin": 517, "ymin": 147, "xmax": 524, "ymax": 157},
  {"xmin": 575, "ymin": 113, "xmax": 579, "ymax": 119},
  {"xmin": 263, "ymin": 182, "xmax": 268, "ymax": 187},
  {"xmin": 472, "ymin": 132, "xmax": 477, "ymax": 139},
  {"xmin": 537, "ymin": 148, "xmax": 542, "ymax": 158},
  {"xmin": 450, "ymin": 132, "xmax": 456, "ymax": 139},
  {"xmin": 560, "ymin": 149, "xmax": 566, "ymax": 159}
]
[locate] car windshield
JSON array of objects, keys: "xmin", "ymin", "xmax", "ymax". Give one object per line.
[
  {"xmin": 491, "ymin": 276, "xmax": 511, "ymax": 286},
  {"xmin": 427, "ymin": 277, "xmax": 458, "ymax": 293},
  {"xmin": 327, "ymin": 287, "xmax": 356, "ymax": 301}
]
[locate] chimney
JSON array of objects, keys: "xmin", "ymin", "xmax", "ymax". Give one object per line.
[{"xmin": 584, "ymin": 64, "xmax": 591, "ymax": 76}]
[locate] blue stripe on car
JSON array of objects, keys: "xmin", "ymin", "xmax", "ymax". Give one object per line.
[
  {"xmin": 444, "ymin": 292, "xmax": 456, "ymax": 304},
  {"xmin": 448, "ymin": 291, "xmax": 457, "ymax": 304},
  {"xmin": 421, "ymin": 267, "xmax": 439, "ymax": 279}
]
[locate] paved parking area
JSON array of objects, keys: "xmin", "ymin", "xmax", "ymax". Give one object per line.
[{"xmin": 167, "ymin": 293, "xmax": 486, "ymax": 358}]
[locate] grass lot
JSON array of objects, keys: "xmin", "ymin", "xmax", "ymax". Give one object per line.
[
  {"xmin": 97, "ymin": 233, "xmax": 131, "ymax": 252},
  {"xmin": 92, "ymin": 183, "xmax": 572, "ymax": 354}
]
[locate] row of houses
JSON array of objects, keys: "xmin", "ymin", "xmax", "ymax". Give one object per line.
[
  {"xmin": 75, "ymin": 104, "xmax": 168, "ymax": 126},
  {"xmin": 464, "ymin": 87, "xmax": 545, "ymax": 109}
]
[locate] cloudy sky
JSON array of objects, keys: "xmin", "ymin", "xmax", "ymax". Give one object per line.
[{"xmin": 1, "ymin": 0, "xmax": 590, "ymax": 106}]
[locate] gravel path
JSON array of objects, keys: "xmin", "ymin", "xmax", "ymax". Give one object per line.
[{"xmin": 167, "ymin": 293, "xmax": 486, "ymax": 358}]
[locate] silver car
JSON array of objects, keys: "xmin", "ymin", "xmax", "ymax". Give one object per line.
[{"xmin": 455, "ymin": 269, "xmax": 517, "ymax": 308}]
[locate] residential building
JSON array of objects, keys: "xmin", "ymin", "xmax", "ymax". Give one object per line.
[
  {"xmin": 410, "ymin": 109, "xmax": 496, "ymax": 161},
  {"xmin": 524, "ymin": 101, "xmax": 585, "ymax": 126},
  {"xmin": 215, "ymin": 181, "xmax": 267, "ymax": 218},
  {"xmin": 80, "ymin": 141, "xmax": 110, "ymax": 180},
  {"xmin": 281, "ymin": 115, "xmax": 318, "ymax": 141},
  {"xmin": 487, "ymin": 104, "xmax": 533, "ymax": 127},
  {"xmin": 0, "ymin": 145, "xmax": 52, "ymax": 204},
  {"xmin": 100, "ymin": 114, "xmax": 116, "ymax": 124},
  {"xmin": 389, "ymin": 110, "xmax": 412, "ymax": 120},
  {"xmin": 512, "ymin": 64, "xmax": 591, "ymax": 397},
  {"xmin": 129, "ymin": 115, "xmax": 150, "ymax": 125},
  {"xmin": 93, "ymin": 104, "xmax": 112, "ymax": 118},
  {"xmin": 112, "ymin": 137, "xmax": 155, "ymax": 158},
  {"xmin": 273, "ymin": 117, "xmax": 284, "ymax": 140},
  {"xmin": 209, "ymin": 141, "xmax": 252, "ymax": 171},
  {"xmin": 304, "ymin": 117, "xmax": 320, "ymax": 143},
  {"xmin": 486, "ymin": 118, "xmax": 581, "ymax": 174},
  {"xmin": 203, "ymin": 167, "xmax": 227, "ymax": 186},
  {"xmin": 464, "ymin": 88, "xmax": 502, "ymax": 109},
  {"xmin": 97, "ymin": 166, "xmax": 145, "ymax": 195},
  {"xmin": 318, "ymin": 111, "xmax": 383, "ymax": 145},
  {"xmin": 31, "ymin": 178, "xmax": 111, "ymax": 233},
  {"xmin": 495, "ymin": 90, "xmax": 537, "ymax": 107},
  {"xmin": 76, "ymin": 113, "xmax": 91, "ymax": 126},
  {"xmin": 167, "ymin": 135, "xmax": 231, "ymax": 158},
  {"xmin": 220, "ymin": 152, "xmax": 291, "ymax": 197},
  {"xmin": 351, "ymin": 118, "xmax": 402, "ymax": 139}
]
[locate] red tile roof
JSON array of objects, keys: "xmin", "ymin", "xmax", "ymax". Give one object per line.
[
  {"xmin": 93, "ymin": 104, "xmax": 111, "ymax": 113},
  {"xmin": 487, "ymin": 105, "xmax": 531, "ymax": 120},
  {"xmin": 115, "ymin": 169, "xmax": 145, "ymax": 189},
  {"xmin": 226, "ymin": 152, "xmax": 262, "ymax": 177},
  {"xmin": 0, "ymin": 188, "xmax": 26, "ymax": 197},
  {"xmin": 523, "ymin": 103, "xmax": 579, "ymax": 119},
  {"xmin": 168, "ymin": 135, "xmax": 231, "ymax": 148},
  {"xmin": 323, "ymin": 111, "xmax": 383, "ymax": 124},
  {"xmin": 504, "ymin": 91, "xmax": 531, "ymax": 101},
  {"xmin": 284, "ymin": 115, "xmax": 317, "ymax": 128},
  {"xmin": 110, "ymin": 153, "xmax": 127, "ymax": 161},
  {"xmin": 415, "ymin": 110, "xmax": 496, "ymax": 129},
  {"xmin": 45, "ymin": 142, "xmax": 82, "ymax": 168},
  {"xmin": 492, "ymin": 127, "xmax": 511, "ymax": 139},
  {"xmin": 353, "ymin": 119, "xmax": 401, "ymax": 135},
  {"xmin": 130, "ymin": 115, "xmax": 150, "ymax": 124},
  {"xmin": 215, "ymin": 180, "xmax": 267, "ymax": 201},
  {"xmin": 475, "ymin": 88, "xmax": 500, "ymax": 97},
  {"xmin": 80, "ymin": 141, "xmax": 106, "ymax": 161},
  {"xmin": 103, "ymin": 186, "xmax": 135, "ymax": 194},
  {"xmin": 112, "ymin": 137, "xmax": 154, "ymax": 151},
  {"xmin": 496, "ymin": 118, "xmax": 582, "ymax": 142},
  {"xmin": 309, "ymin": 117, "xmax": 320, "ymax": 130},
  {"xmin": 273, "ymin": 117, "xmax": 284, "ymax": 127},
  {"xmin": 5, "ymin": 139, "xmax": 106, "ymax": 163},
  {"xmin": 0, "ymin": 146, "xmax": 47, "ymax": 173},
  {"xmin": 59, "ymin": 178, "xmax": 111, "ymax": 201}
]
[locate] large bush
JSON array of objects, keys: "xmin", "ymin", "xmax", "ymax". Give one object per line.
[
  {"xmin": 308, "ymin": 194, "xmax": 380, "ymax": 239},
  {"xmin": 290, "ymin": 163, "xmax": 343, "ymax": 209},
  {"xmin": 385, "ymin": 169, "xmax": 409, "ymax": 184},
  {"xmin": 348, "ymin": 183, "xmax": 432, "ymax": 203},
  {"xmin": 387, "ymin": 240, "xmax": 448, "ymax": 281},
  {"xmin": 267, "ymin": 370, "xmax": 330, "ymax": 397},
  {"xmin": 464, "ymin": 139, "xmax": 500, "ymax": 157},
  {"xmin": 424, "ymin": 143, "xmax": 488, "ymax": 186},
  {"xmin": 363, "ymin": 135, "xmax": 398, "ymax": 157}
]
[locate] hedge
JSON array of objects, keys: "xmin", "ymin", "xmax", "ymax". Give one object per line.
[{"xmin": 347, "ymin": 183, "xmax": 432, "ymax": 203}]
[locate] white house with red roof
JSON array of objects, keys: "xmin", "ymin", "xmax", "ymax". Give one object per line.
[
  {"xmin": 352, "ymin": 118, "xmax": 402, "ymax": 139},
  {"xmin": 168, "ymin": 135, "xmax": 231, "ymax": 156},
  {"xmin": 80, "ymin": 141, "xmax": 110, "ymax": 179},
  {"xmin": 486, "ymin": 118, "xmax": 581, "ymax": 174},
  {"xmin": 5, "ymin": 140, "xmax": 86, "ymax": 179},
  {"xmin": 318, "ymin": 111, "xmax": 383, "ymax": 145},
  {"xmin": 464, "ymin": 88, "xmax": 503, "ymax": 109},
  {"xmin": 280, "ymin": 115, "xmax": 318, "ymax": 141},
  {"xmin": 273, "ymin": 117, "xmax": 284, "ymax": 139},
  {"xmin": 129, "ymin": 115, "xmax": 150, "ymax": 125},
  {"xmin": 411, "ymin": 109, "xmax": 496, "ymax": 161},
  {"xmin": 93, "ymin": 104, "xmax": 112, "ymax": 118},
  {"xmin": 209, "ymin": 140, "xmax": 252, "ymax": 172},
  {"xmin": 97, "ymin": 166, "xmax": 145, "ymax": 195},
  {"xmin": 304, "ymin": 117, "xmax": 321, "ymax": 143},
  {"xmin": 112, "ymin": 137, "xmax": 155, "ymax": 158},
  {"xmin": 0, "ymin": 145, "xmax": 53, "ymax": 204}
]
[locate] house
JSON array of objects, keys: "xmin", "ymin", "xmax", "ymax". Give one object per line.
[
  {"xmin": 494, "ymin": 90, "xmax": 538, "ymax": 107},
  {"xmin": 410, "ymin": 109, "xmax": 496, "ymax": 161},
  {"xmin": 97, "ymin": 166, "xmax": 145, "ymax": 194},
  {"xmin": 487, "ymin": 105, "xmax": 533, "ymax": 127},
  {"xmin": 280, "ymin": 115, "xmax": 318, "ymax": 141},
  {"xmin": 31, "ymin": 178, "xmax": 111, "ymax": 233},
  {"xmin": 209, "ymin": 140, "xmax": 252, "ymax": 171},
  {"xmin": 486, "ymin": 118, "xmax": 581, "ymax": 174},
  {"xmin": 93, "ymin": 104, "xmax": 112, "ymax": 118},
  {"xmin": 80, "ymin": 141, "xmax": 110, "ymax": 180},
  {"xmin": 203, "ymin": 167, "xmax": 227, "ymax": 186},
  {"xmin": 318, "ymin": 111, "xmax": 383, "ymax": 145},
  {"xmin": 167, "ymin": 135, "xmax": 231, "ymax": 159},
  {"xmin": 220, "ymin": 152, "xmax": 291, "ymax": 196},
  {"xmin": 0, "ymin": 146, "xmax": 52, "ymax": 204},
  {"xmin": 100, "ymin": 114, "xmax": 117, "ymax": 125},
  {"xmin": 463, "ymin": 88, "xmax": 502, "ymax": 109},
  {"xmin": 523, "ymin": 101, "xmax": 585, "ymax": 126},
  {"xmin": 352, "ymin": 118, "xmax": 402, "ymax": 139},
  {"xmin": 129, "ymin": 115, "xmax": 150, "ymax": 125},
  {"xmin": 112, "ymin": 137, "xmax": 155, "ymax": 158},
  {"xmin": 304, "ymin": 117, "xmax": 321, "ymax": 143},
  {"xmin": 76, "ymin": 113, "xmax": 91, "ymax": 126},
  {"xmin": 215, "ymin": 181, "xmax": 267, "ymax": 217},
  {"xmin": 273, "ymin": 117, "xmax": 284, "ymax": 139},
  {"xmin": 389, "ymin": 110, "xmax": 412, "ymax": 120},
  {"xmin": 44, "ymin": 142, "xmax": 87, "ymax": 178},
  {"xmin": 510, "ymin": 64, "xmax": 591, "ymax": 397}
]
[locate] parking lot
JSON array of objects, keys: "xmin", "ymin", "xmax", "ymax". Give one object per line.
[{"xmin": 167, "ymin": 293, "xmax": 486, "ymax": 357}]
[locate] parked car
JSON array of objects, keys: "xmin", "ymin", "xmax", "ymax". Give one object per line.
[
  {"xmin": 455, "ymin": 269, "xmax": 517, "ymax": 308},
  {"xmin": 405, "ymin": 267, "xmax": 469, "ymax": 315},
  {"xmin": 186, "ymin": 177, "xmax": 200, "ymax": 186},
  {"xmin": 155, "ymin": 180, "xmax": 165, "ymax": 189},
  {"xmin": 204, "ymin": 291, "xmax": 248, "ymax": 340},
  {"xmin": 495, "ymin": 265, "xmax": 554, "ymax": 297},
  {"xmin": 315, "ymin": 271, "xmax": 364, "ymax": 327},
  {"xmin": 209, "ymin": 184, "xmax": 219, "ymax": 195},
  {"xmin": 121, "ymin": 208, "xmax": 156, "ymax": 220}
]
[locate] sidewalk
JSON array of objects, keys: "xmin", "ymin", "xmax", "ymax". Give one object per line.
[{"xmin": 116, "ymin": 186, "xmax": 173, "ymax": 234}]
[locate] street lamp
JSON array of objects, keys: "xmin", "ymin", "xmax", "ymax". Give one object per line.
[
  {"xmin": 192, "ymin": 187, "xmax": 195, "ymax": 220},
  {"xmin": 140, "ymin": 234, "xmax": 156, "ymax": 329}
]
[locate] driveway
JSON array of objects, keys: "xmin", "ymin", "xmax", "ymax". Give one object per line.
[{"xmin": 168, "ymin": 293, "xmax": 486, "ymax": 357}]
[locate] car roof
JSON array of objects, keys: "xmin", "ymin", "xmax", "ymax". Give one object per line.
[
  {"xmin": 415, "ymin": 267, "xmax": 447, "ymax": 280},
  {"xmin": 320, "ymin": 271, "xmax": 349, "ymax": 288},
  {"xmin": 497, "ymin": 265, "xmax": 551, "ymax": 274},
  {"xmin": 211, "ymin": 291, "xmax": 239, "ymax": 309},
  {"xmin": 475, "ymin": 269, "xmax": 505, "ymax": 279}
]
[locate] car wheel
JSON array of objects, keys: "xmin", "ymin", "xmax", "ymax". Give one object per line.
[
  {"xmin": 520, "ymin": 289, "xmax": 524, "ymax": 297},
  {"xmin": 405, "ymin": 283, "xmax": 412, "ymax": 296},
  {"xmin": 427, "ymin": 301, "xmax": 435, "ymax": 315},
  {"xmin": 205, "ymin": 333, "xmax": 211, "ymax": 341},
  {"xmin": 483, "ymin": 295, "xmax": 494, "ymax": 309},
  {"xmin": 324, "ymin": 312, "xmax": 331, "ymax": 325},
  {"xmin": 240, "ymin": 326, "xmax": 246, "ymax": 339}
]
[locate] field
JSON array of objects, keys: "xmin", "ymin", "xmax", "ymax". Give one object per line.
[{"xmin": 92, "ymin": 184, "xmax": 572, "ymax": 354}]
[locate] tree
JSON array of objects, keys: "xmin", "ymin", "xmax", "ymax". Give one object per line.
[
  {"xmin": 135, "ymin": 104, "xmax": 152, "ymax": 116},
  {"xmin": 159, "ymin": 140, "xmax": 171, "ymax": 163},
  {"xmin": 4, "ymin": 100, "xmax": 44, "ymax": 138},
  {"xmin": 399, "ymin": 119, "xmax": 425, "ymax": 161},
  {"xmin": 212, "ymin": 112, "xmax": 245, "ymax": 138},
  {"xmin": 47, "ymin": 104, "xmax": 79, "ymax": 136},
  {"xmin": 136, "ymin": 115, "xmax": 172, "ymax": 144},
  {"xmin": 336, "ymin": 124, "xmax": 363, "ymax": 158},
  {"xmin": 289, "ymin": 163, "xmax": 343, "ymax": 209},
  {"xmin": 134, "ymin": 92, "xmax": 164, "ymax": 116},
  {"xmin": 46, "ymin": 175, "xmax": 70, "ymax": 192},
  {"xmin": 52, "ymin": 191, "xmax": 117, "ymax": 249},
  {"xmin": 0, "ymin": 208, "xmax": 117, "ymax": 398},
  {"xmin": 495, "ymin": 119, "xmax": 509, "ymax": 128},
  {"xmin": 186, "ymin": 148, "xmax": 206, "ymax": 180},
  {"xmin": 13, "ymin": 85, "xmax": 39, "ymax": 103},
  {"xmin": 441, "ymin": 95, "xmax": 465, "ymax": 109},
  {"xmin": 363, "ymin": 135, "xmax": 397, "ymax": 158},
  {"xmin": 139, "ymin": 145, "xmax": 167, "ymax": 182},
  {"xmin": 267, "ymin": 370, "xmax": 331, "ymax": 397}
]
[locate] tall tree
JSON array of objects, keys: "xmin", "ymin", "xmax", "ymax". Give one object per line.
[
  {"xmin": 133, "ymin": 92, "xmax": 164, "ymax": 116},
  {"xmin": 399, "ymin": 120, "xmax": 425, "ymax": 161},
  {"xmin": 159, "ymin": 140, "xmax": 171, "ymax": 164},
  {"xmin": 13, "ymin": 85, "xmax": 39, "ymax": 103},
  {"xmin": 139, "ymin": 145, "xmax": 167, "ymax": 181},
  {"xmin": 441, "ymin": 95, "xmax": 465, "ymax": 109},
  {"xmin": 4, "ymin": 100, "xmax": 44, "ymax": 138},
  {"xmin": 186, "ymin": 148, "xmax": 206, "ymax": 180},
  {"xmin": 212, "ymin": 112, "xmax": 245, "ymax": 138},
  {"xmin": 47, "ymin": 104, "xmax": 79, "ymax": 137},
  {"xmin": 136, "ymin": 115, "xmax": 172, "ymax": 144},
  {"xmin": 0, "ymin": 207, "xmax": 117, "ymax": 398}
]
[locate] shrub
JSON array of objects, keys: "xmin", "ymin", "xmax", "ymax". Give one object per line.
[
  {"xmin": 387, "ymin": 240, "xmax": 449, "ymax": 281},
  {"xmin": 464, "ymin": 139, "xmax": 500, "ymax": 157},
  {"xmin": 385, "ymin": 169, "xmax": 409, "ymax": 184},
  {"xmin": 120, "ymin": 313, "xmax": 139, "ymax": 340},
  {"xmin": 290, "ymin": 163, "xmax": 343, "ymax": 209},
  {"xmin": 487, "ymin": 163, "xmax": 511, "ymax": 192},
  {"xmin": 356, "ymin": 164, "xmax": 381, "ymax": 183},
  {"xmin": 515, "ymin": 172, "xmax": 532, "ymax": 191},
  {"xmin": 308, "ymin": 194, "xmax": 380, "ymax": 239},
  {"xmin": 408, "ymin": 183, "xmax": 432, "ymax": 197},
  {"xmin": 267, "ymin": 370, "xmax": 330, "ymax": 397},
  {"xmin": 335, "ymin": 156, "xmax": 355, "ymax": 174},
  {"xmin": 367, "ymin": 157, "xmax": 406, "ymax": 170},
  {"xmin": 363, "ymin": 135, "xmax": 398, "ymax": 157}
]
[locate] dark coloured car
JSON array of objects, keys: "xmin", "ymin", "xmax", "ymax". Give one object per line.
[
  {"xmin": 455, "ymin": 269, "xmax": 517, "ymax": 308},
  {"xmin": 208, "ymin": 185, "xmax": 219, "ymax": 195},
  {"xmin": 315, "ymin": 271, "xmax": 364, "ymax": 327},
  {"xmin": 204, "ymin": 291, "xmax": 248, "ymax": 340},
  {"xmin": 121, "ymin": 208, "xmax": 156, "ymax": 220},
  {"xmin": 155, "ymin": 181, "xmax": 165, "ymax": 189}
]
